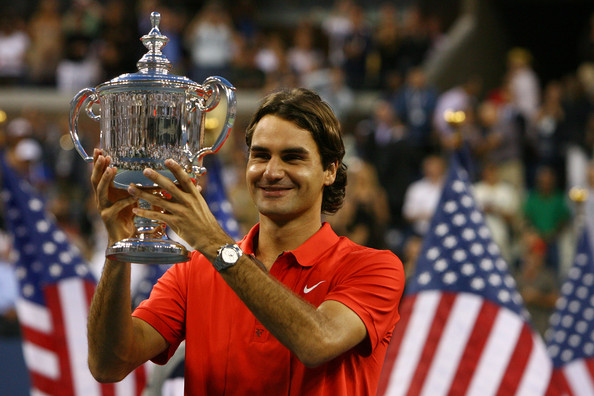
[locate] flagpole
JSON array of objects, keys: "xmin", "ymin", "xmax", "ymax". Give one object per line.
[
  {"xmin": 568, "ymin": 186, "xmax": 588, "ymax": 236},
  {"xmin": 444, "ymin": 109, "xmax": 466, "ymax": 150}
]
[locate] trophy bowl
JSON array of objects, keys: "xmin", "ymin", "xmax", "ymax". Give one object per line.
[{"xmin": 69, "ymin": 12, "xmax": 236, "ymax": 264}]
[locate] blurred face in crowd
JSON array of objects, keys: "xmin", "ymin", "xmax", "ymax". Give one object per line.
[
  {"xmin": 535, "ymin": 167, "xmax": 556, "ymax": 195},
  {"xmin": 423, "ymin": 155, "xmax": 446, "ymax": 183},
  {"xmin": 407, "ymin": 68, "xmax": 426, "ymax": 89}
]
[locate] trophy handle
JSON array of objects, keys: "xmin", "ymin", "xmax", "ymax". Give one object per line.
[
  {"xmin": 69, "ymin": 87, "xmax": 100, "ymax": 163},
  {"xmin": 187, "ymin": 76, "xmax": 237, "ymax": 175}
]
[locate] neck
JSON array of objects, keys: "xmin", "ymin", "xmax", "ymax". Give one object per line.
[{"xmin": 255, "ymin": 214, "xmax": 323, "ymax": 268}]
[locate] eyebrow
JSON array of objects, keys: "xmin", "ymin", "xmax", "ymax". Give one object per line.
[{"xmin": 249, "ymin": 145, "xmax": 311, "ymax": 155}]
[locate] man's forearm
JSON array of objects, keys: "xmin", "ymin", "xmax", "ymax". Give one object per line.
[
  {"xmin": 218, "ymin": 255, "xmax": 366, "ymax": 368},
  {"xmin": 87, "ymin": 259, "xmax": 138, "ymax": 382}
]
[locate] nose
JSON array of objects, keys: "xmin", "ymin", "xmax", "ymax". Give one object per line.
[{"xmin": 263, "ymin": 156, "xmax": 284, "ymax": 180}]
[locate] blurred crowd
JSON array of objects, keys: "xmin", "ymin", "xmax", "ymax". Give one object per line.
[
  {"xmin": 0, "ymin": 0, "xmax": 444, "ymax": 93},
  {"xmin": 1, "ymin": 0, "xmax": 594, "ymax": 337}
]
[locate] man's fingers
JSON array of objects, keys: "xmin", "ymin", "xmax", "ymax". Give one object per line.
[
  {"xmin": 104, "ymin": 196, "xmax": 137, "ymax": 216},
  {"xmin": 96, "ymin": 165, "xmax": 117, "ymax": 208},
  {"xmin": 127, "ymin": 184, "xmax": 180, "ymax": 213},
  {"xmin": 132, "ymin": 205, "xmax": 172, "ymax": 224},
  {"xmin": 142, "ymin": 167, "xmax": 178, "ymax": 192},
  {"xmin": 164, "ymin": 159, "xmax": 198, "ymax": 193},
  {"xmin": 91, "ymin": 155, "xmax": 111, "ymax": 189}
]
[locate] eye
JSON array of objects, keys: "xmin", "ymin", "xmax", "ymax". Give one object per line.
[
  {"xmin": 283, "ymin": 153, "xmax": 305, "ymax": 162},
  {"xmin": 250, "ymin": 151, "xmax": 270, "ymax": 160}
]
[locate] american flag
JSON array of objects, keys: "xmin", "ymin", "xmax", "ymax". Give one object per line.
[
  {"xmin": 0, "ymin": 156, "xmax": 146, "ymax": 396},
  {"xmin": 546, "ymin": 228, "xmax": 594, "ymax": 395},
  {"xmin": 377, "ymin": 153, "xmax": 554, "ymax": 396},
  {"xmin": 132, "ymin": 155, "xmax": 241, "ymax": 307}
]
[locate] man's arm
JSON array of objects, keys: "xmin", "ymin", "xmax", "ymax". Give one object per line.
[
  {"xmin": 130, "ymin": 160, "xmax": 369, "ymax": 367},
  {"xmin": 87, "ymin": 150, "xmax": 168, "ymax": 382},
  {"xmin": 88, "ymin": 260, "xmax": 168, "ymax": 382},
  {"xmin": 219, "ymin": 254, "xmax": 368, "ymax": 367}
]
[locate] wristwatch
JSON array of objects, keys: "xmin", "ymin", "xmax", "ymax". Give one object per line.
[{"xmin": 213, "ymin": 243, "xmax": 243, "ymax": 272}]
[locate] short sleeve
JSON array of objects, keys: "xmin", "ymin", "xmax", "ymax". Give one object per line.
[{"xmin": 325, "ymin": 249, "xmax": 405, "ymax": 353}]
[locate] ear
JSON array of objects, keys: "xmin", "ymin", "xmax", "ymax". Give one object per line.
[{"xmin": 324, "ymin": 161, "xmax": 338, "ymax": 186}]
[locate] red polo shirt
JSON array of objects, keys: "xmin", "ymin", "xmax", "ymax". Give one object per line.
[{"xmin": 133, "ymin": 222, "xmax": 404, "ymax": 395}]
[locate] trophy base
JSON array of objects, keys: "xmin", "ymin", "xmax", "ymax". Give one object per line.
[{"xmin": 106, "ymin": 238, "xmax": 190, "ymax": 264}]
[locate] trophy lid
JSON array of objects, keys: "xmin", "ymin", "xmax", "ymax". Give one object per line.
[{"xmin": 96, "ymin": 12, "xmax": 199, "ymax": 92}]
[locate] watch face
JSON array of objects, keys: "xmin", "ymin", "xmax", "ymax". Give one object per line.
[{"xmin": 222, "ymin": 247, "xmax": 239, "ymax": 263}]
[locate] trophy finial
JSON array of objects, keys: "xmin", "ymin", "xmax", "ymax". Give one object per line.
[
  {"xmin": 137, "ymin": 11, "xmax": 172, "ymax": 74},
  {"xmin": 151, "ymin": 11, "xmax": 161, "ymax": 29}
]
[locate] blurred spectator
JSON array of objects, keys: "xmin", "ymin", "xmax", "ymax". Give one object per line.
[
  {"xmin": 0, "ymin": 232, "xmax": 19, "ymax": 337},
  {"xmin": 475, "ymin": 98, "xmax": 524, "ymax": 191},
  {"xmin": 392, "ymin": 66, "xmax": 438, "ymax": 152},
  {"xmin": 230, "ymin": 32, "xmax": 266, "ymax": 89},
  {"xmin": 303, "ymin": 66, "xmax": 354, "ymax": 123},
  {"xmin": 254, "ymin": 33, "xmax": 287, "ymax": 76},
  {"xmin": 402, "ymin": 153, "xmax": 446, "ymax": 236},
  {"xmin": 322, "ymin": 0, "xmax": 354, "ymax": 68},
  {"xmin": 257, "ymin": 32, "xmax": 298, "ymax": 92},
  {"xmin": 578, "ymin": 12, "xmax": 594, "ymax": 64},
  {"xmin": 528, "ymin": 80, "xmax": 566, "ymax": 186},
  {"xmin": 515, "ymin": 231, "xmax": 559, "ymax": 336},
  {"xmin": 372, "ymin": 2, "xmax": 402, "ymax": 89},
  {"xmin": 5, "ymin": 117, "xmax": 33, "ymax": 147},
  {"xmin": 473, "ymin": 161, "xmax": 520, "ymax": 263},
  {"xmin": 433, "ymin": 75, "xmax": 482, "ymax": 148},
  {"xmin": 158, "ymin": 6, "xmax": 187, "ymax": 73},
  {"xmin": 585, "ymin": 161, "xmax": 594, "ymax": 251},
  {"xmin": 522, "ymin": 165, "xmax": 571, "ymax": 272},
  {"xmin": 230, "ymin": 0, "xmax": 258, "ymax": 42},
  {"xmin": 62, "ymin": 0, "xmax": 103, "ymax": 41},
  {"xmin": 395, "ymin": 6, "xmax": 432, "ymax": 78},
  {"xmin": 99, "ymin": 0, "xmax": 144, "ymax": 79},
  {"xmin": 0, "ymin": 13, "xmax": 30, "ymax": 85},
  {"xmin": 26, "ymin": 0, "xmax": 63, "ymax": 86},
  {"xmin": 56, "ymin": 0, "xmax": 103, "ymax": 92},
  {"xmin": 286, "ymin": 20, "xmax": 324, "ymax": 85},
  {"xmin": 184, "ymin": 2, "xmax": 237, "ymax": 83},
  {"xmin": 328, "ymin": 159, "xmax": 390, "ymax": 249},
  {"xmin": 6, "ymin": 137, "xmax": 52, "ymax": 192},
  {"xmin": 401, "ymin": 233, "xmax": 422, "ymax": 283},
  {"xmin": 136, "ymin": 0, "xmax": 160, "ymax": 33},
  {"xmin": 506, "ymin": 47, "xmax": 541, "ymax": 126},
  {"xmin": 563, "ymin": 64, "xmax": 594, "ymax": 190},
  {"xmin": 355, "ymin": 100, "xmax": 421, "ymax": 231},
  {"xmin": 55, "ymin": 44, "xmax": 101, "ymax": 92},
  {"xmin": 342, "ymin": 4, "xmax": 372, "ymax": 89}
]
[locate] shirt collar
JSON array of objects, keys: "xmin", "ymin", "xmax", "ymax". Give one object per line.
[{"xmin": 239, "ymin": 222, "xmax": 340, "ymax": 268}]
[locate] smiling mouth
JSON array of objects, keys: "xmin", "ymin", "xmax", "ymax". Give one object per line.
[
  {"xmin": 258, "ymin": 186, "xmax": 292, "ymax": 195},
  {"xmin": 262, "ymin": 187, "xmax": 289, "ymax": 190}
]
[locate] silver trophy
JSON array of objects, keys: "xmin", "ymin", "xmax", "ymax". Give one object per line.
[{"xmin": 69, "ymin": 12, "xmax": 236, "ymax": 264}]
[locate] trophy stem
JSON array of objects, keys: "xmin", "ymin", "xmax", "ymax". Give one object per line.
[
  {"xmin": 135, "ymin": 199, "xmax": 162, "ymax": 233},
  {"xmin": 105, "ymin": 197, "xmax": 190, "ymax": 264}
]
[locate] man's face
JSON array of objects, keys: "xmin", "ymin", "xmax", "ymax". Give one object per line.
[{"xmin": 246, "ymin": 115, "xmax": 336, "ymax": 223}]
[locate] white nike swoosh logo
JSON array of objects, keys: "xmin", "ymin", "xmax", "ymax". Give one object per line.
[{"xmin": 303, "ymin": 281, "xmax": 326, "ymax": 294}]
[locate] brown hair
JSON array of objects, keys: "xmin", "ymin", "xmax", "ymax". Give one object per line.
[{"xmin": 245, "ymin": 88, "xmax": 347, "ymax": 214}]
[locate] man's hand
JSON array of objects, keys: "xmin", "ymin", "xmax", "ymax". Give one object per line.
[
  {"xmin": 126, "ymin": 159, "xmax": 229, "ymax": 257},
  {"xmin": 91, "ymin": 149, "xmax": 137, "ymax": 245}
]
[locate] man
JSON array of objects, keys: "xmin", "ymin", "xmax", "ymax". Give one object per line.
[{"xmin": 88, "ymin": 88, "xmax": 404, "ymax": 395}]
